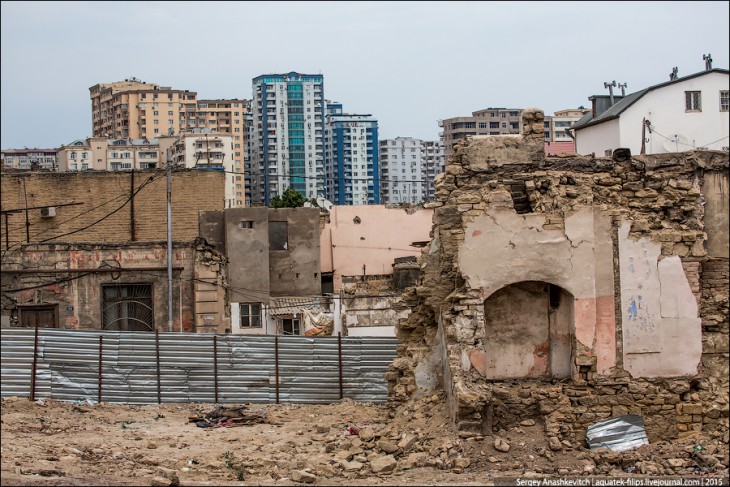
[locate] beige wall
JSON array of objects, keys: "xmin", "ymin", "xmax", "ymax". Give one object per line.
[
  {"xmin": 320, "ymin": 205, "xmax": 433, "ymax": 290},
  {"xmin": 459, "ymin": 208, "xmax": 617, "ymax": 375},
  {"xmin": 1, "ymin": 170, "xmax": 225, "ymax": 250},
  {"xmin": 618, "ymin": 221, "xmax": 702, "ymax": 377}
]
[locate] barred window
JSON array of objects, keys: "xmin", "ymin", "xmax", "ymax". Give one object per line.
[
  {"xmin": 721, "ymin": 91, "xmax": 729, "ymax": 112},
  {"xmin": 685, "ymin": 91, "xmax": 701, "ymax": 111}
]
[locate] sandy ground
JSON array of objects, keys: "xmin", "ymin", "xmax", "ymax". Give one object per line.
[{"xmin": 1, "ymin": 395, "xmax": 728, "ymax": 486}]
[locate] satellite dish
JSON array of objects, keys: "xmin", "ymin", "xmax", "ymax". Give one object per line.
[
  {"xmin": 316, "ymin": 197, "xmax": 334, "ymax": 211},
  {"xmin": 663, "ymin": 134, "xmax": 692, "ymax": 153}
]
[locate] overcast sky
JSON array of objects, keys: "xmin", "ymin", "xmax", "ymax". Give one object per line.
[{"xmin": 1, "ymin": 1, "xmax": 728, "ymax": 149}]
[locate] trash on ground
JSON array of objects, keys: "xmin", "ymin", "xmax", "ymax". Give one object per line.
[
  {"xmin": 189, "ymin": 405, "xmax": 267, "ymax": 428},
  {"xmin": 586, "ymin": 414, "xmax": 649, "ymax": 452}
]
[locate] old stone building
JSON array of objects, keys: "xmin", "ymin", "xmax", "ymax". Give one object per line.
[
  {"xmin": 388, "ymin": 109, "xmax": 729, "ymax": 446},
  {"xmin": 1, "ymin": 169, "xmax": 227, "ymax": 333}
]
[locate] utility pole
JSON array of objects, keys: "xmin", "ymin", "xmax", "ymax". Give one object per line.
[
  {"xmin": 166, "ymin": 151, "xmax": 173, "ymax": 333},
  {"xmin": 618, "ymin": 82, "xmax": 627, "ymax": 96}
]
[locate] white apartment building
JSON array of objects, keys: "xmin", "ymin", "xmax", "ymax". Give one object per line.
[
  {"xmin": 379, "ymin": 137, "xmax": 444, "ymax": 204},
  {"xmin": 421, "ymin": 140, "xmax": 444, "ymax": 202},
  {"xmin": 170, "ymin": 129, "xmax": 236, "ymax": 207},
  {"xmin": 380, "ymin": 137, "xmax": 423, "ymax": 204},
  {"xmin": 1, "ymin": 149, "xmax": 57, "ymax": 171},
  {"xmin": 57, "ymin": 138, "xmax": 162, "ymax": 172},
  {"xmin": 249, "ymin": 72, "xmax": 325, "ymax": 205}
]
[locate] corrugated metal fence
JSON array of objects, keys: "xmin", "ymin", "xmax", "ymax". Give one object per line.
[{"xmin": 0, "ymin": 328, "xmax": 398, "ymax": 404}]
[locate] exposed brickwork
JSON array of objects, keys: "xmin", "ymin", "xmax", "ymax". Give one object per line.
[
  {"xmin": 388, "ymin": 109, "xmax": 729, "ymax": 445},
  {"xmin": 0, "ymin": 169, "xmax": 225, "ymax": 250}
]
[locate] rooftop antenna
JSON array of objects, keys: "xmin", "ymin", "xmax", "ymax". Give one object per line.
[
  {"xmin": 703, "ymin": 53, "xmax": 713, "ymax": 70},
  {"xmin": 617, "ymin": 82, "xmax": 627, "ymax": 96},
  {"xmin": 669, "ymin": 67, "xmax": 678, "ymax": 81},
  {"xmin": 603, "ymin": 80, "xmax": 617, "ymax": 106}
]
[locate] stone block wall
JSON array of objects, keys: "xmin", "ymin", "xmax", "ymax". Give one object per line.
[{"xmin": 387, "ymin": 109, "xmax": 729, "ymax": 445}]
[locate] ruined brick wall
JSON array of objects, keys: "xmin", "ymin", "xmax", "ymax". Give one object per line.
[
  {"xmin": 388, "ymin": 109, "xmax": 729, "ymax": 445},
  {"xmin": 0, "ymin": 169, "xmax": 225, "ymax": 250}
]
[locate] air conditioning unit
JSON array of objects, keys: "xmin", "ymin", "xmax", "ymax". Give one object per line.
[{"xmin": 40, "ymin": 207, "xmax": 56, "ymax": 218}]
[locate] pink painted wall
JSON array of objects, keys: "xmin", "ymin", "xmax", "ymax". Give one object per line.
[{"xmin": 320, "ymin": 205, "xmax": 433, "ymax": 290}]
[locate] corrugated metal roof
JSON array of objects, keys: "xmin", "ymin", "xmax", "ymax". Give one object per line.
[
  {"xmin": 572, "ymin": 68, "xmax": 729, "ymax": 131},
  {"xmin": 586, "ymin": 414, "xmax": 649, "ymax": 452},
  {"xmin": 268, "ymin": 297, "xmax": 325, "ymax": 316}
]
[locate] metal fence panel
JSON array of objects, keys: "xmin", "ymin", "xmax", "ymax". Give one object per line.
[{"xmin": 0, "ymin": 329, "xmax": 397, "ymax": 405}]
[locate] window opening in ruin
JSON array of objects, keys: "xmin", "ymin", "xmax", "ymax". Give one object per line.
[
  {"xmin": 282, "ymin": 318, "xmax": 300, "ymax": 335},
  {"xmin": 102, "ymin": 283, "xmax": 154, "ymax": 331},
  {"xmin": 321, "ymin": 272, "xmax": 334, "ymax": 294},
  {"xmin": 240, "ymin": 303, "xmax": 262, "ymax": 328},
  {"xmin": 269, "ymin": 221, "xmax": 288, "ymax": 250},
  {"xmin": 509, "ymin": 183, "xmax": 532, "ymax": 214},
  {"xmin": 484, "ymin": 281, "xmax": 573, "ymax": 379},
  {"xmin": 18, "ymin": 305, "xmax": 58, "ymax": 328}
]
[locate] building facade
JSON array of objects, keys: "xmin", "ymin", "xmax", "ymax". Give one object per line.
[
  {"xmin": 248, "ymin": 72, "xmax": 326, "ymax": 205},
  {"xmin": 572, "ymin": 68, "xmax": 729, "ymax": 156},
  {"xmin": 421, "ymin": 140, "xmax": 444, "ymax": 202},
  {"xmin": 1, "ymin": 149, "xmax": 58, "ymax": 171},
  {"xmin": 379, "ymin": 137, "xmax": 444, "ymax": 204},
  {"xmin": 195, "ymin": 99, "xmax": 249, "ymax": 206},
  {"xmin": 89, "ymin": 80, "xmax": 249, "ymax": 207},
  {"xmin": 439, "ymin": 108, "xmax": 522, "ymax": 161},
  {"xmin": 1, "ymin": 170, "xmax": 227, "ymax": 333},
  {"xmin": 58, "ymin": 138, "xmax": 164, "ymax": 172},
  {"xmin": 379, "ymin": 137, "xmax": 424, "ymax": 204},
  {"xmin": 324, "ymin": 103, "xmax": 380, "ymax": 205},
  {"xmin": 543, "ymin": 108, "xmax": 589, "ymax": 155},
  {"xmin": 89, "ymin": 78, "xmax": 198, "ymax": 140},
  {"xmin": 200, "ymin": 207, "xmax": 324, "ymax": 336},
  {"xmin": 168, "ymin": 129, "xmax": 235, "ymax": 207}
]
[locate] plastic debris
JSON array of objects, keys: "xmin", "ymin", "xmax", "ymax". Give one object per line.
[{"xmin": 586, "ymin": 414, "xmax": 649, "ymax": 452}]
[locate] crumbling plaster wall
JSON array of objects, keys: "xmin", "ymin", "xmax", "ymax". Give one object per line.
[
  {"xmin": 1, "ymin": 242, "xmax": 211, "ymax": 332},
  {"xmin": 387, "ymin": 108, "xmax": 729, "ymax": 444},
  {"xmin": 320, "ymin": 205, "xmax": 433, "ymax": 291}
]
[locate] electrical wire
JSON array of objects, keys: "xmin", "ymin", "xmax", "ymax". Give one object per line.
[
  {"xmin": 2, "ymin": 167, "xmax": 168, "ymax": 252},
  {"xmin": 3, "ymin": 272, "xmax": 93, "ymax": 293},
  {"xmin": 646, "ymin": 123, "xmax": 729, "ymax": 150},
  {"xmin": 221, "ymin": 169, "xmax": 444, "ymax": 184}
]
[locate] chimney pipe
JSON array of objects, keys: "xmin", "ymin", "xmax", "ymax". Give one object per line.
[{"xmin": 703, "ymin": 53, "xmax": 713, "ymax": 70}]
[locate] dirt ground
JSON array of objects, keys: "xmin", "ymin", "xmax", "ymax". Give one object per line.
[{"xmin": 1, "ymin": 395, "xmax": 728, "ymax": 486}]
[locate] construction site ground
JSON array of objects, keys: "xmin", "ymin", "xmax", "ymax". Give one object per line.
[{"xmin": 1, "ymin": 395, "xmax": 728, "ymax": 486}]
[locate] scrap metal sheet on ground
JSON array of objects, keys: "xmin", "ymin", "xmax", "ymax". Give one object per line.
[{"xmin": 586, "ymin": 414, "xmax": 649, "ymax": 452}]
